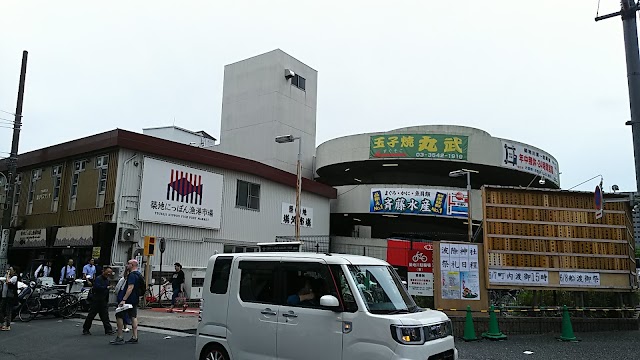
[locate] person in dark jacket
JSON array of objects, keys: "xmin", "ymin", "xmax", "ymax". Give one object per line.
[
  {"xmin": 82, "ymin": 266, "xmax": 115, "ymax": 335},
  {"xmin": 1, "ymin": 266, "xmax": 20, "ymax": 331}
]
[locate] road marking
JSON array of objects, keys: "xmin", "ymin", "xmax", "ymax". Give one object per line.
[{"xmin": 67, "ymin": 318, "xmax": 194, "ymax": 338}]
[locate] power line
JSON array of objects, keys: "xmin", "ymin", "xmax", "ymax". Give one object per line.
[{"xmin": 0, "ymin": 110, "xmax": 16, "ymax": 116}]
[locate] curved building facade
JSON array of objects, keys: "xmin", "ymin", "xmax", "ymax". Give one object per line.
[{"xmin": 315, "ymin": 125, "xmax": 560, "ymax": 242}]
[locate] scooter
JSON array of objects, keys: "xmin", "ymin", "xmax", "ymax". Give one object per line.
[{"xmin": 11, "ymin": 281, "xmax": 38, "ymax": 322}]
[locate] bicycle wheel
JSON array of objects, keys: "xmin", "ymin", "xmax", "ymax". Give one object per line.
[
  {"xmin": 19, "ymin": 298, "xmax": 41, "ymax": 322},
  {"xmin": 58, "ymin": 294, "xmax": 79, "ymax": 319},
  {"xmin": 160, "ymin": 289, "xmax": 173, "ymax": 308}
]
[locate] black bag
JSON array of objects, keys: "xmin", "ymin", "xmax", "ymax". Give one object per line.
[{"xmin": 131, "ymin": 271, "xmax": 145, "ymax": 297}]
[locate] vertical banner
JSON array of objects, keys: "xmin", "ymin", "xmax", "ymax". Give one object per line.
[
  {"xmin": 407, "ymin": 242, "xmax": 434, "ymax": 296},
  {"xmin": 440, "ymin": 242, "xmax": 480, "ymax": 300}
]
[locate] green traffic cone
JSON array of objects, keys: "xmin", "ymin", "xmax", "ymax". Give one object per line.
[
  {"xmin": 481, "ymin": 305, "xmax": 507, "ymax": 340},
  {"xmin": 463, "ymin": 305, "xmax": 479, "ymax": 341},
  {"xmin": 558, "ymin": 305, "xmax": 579, "ymax": 342}
]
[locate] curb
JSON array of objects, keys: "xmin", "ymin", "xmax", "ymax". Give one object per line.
[{"xmin": 74, "ymin": 312, "xmax": 197, "ymax": 335}]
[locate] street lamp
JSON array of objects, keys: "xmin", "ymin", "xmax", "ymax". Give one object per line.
[
  {"xmin": 449, "ymin": 169, "xmax": 479, "ymax": 243},
  {"xmin": 275, "ymin": 135, "xmax": 302, "ymax": 243}
]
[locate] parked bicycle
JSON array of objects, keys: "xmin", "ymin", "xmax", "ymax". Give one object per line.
[
  {"xmin": 22, "ymin": 278, "xmax": 80, "ymax": 320},
  {"xmin": 143, "ymin": 277, "xmax": 173, "ymax": 308}
]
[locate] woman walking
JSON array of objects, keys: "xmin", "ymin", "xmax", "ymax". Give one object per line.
[{"xmin": 1, "ymin": 266, "xmax": 20, "ymax": 331}]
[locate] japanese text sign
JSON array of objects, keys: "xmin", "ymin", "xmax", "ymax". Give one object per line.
[
  {"xmin": 440, "ymin": 243, "xmax": 480, "ymax": 300},
  {"xmin": 559, "ymin": 272, "xmax": 600, "ymax": 287},
  {"xmin": 407, "ymin": 242, "xmax": 434, "ymax": 297},
  {"xmin": 281, "ymin": 203, "xmax": 313, "ymax": 228},
  {"xmin": 138, "ymin": 157, "xmax": 224, "ymax": 229},
  {"xmin": 370, "ymin": 134, "xmax": 468, "ymax": 160},
  {"xmin": 501, "ymin": 140, "xmax": 559, "ymax": 185},
  {"xmin": 371, "ymin": 188, "xmax": 468, "ymax": 218},
  {"xmin": 488, "ymin": 269, "xmax": 550, "ymax": 285}
]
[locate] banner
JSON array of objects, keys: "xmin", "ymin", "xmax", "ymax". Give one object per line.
[
  {"xmin": 139, "ymin": 157, "xmax": 224, "ymax": 229},
  {"xmin": 370, "ymin": 134, "xmax": 468, "ymax": 160},
  {"xmin": 559, "ymin": 272, "xmax": 600, "ymax": 286},
  {"xmin": 440, "ymin": 243, "xmax": 480, "ymax": 300},
  {"xmin": 370, "ymin": 188, "xmax": 468, "ymax": 218},
  {"xmin": 501, "ymin": 140, "xmax": 559, "ymax": 185},
  {"xmin": 488, "ymin": 269, "xmax": 549, "ymax": 285}
]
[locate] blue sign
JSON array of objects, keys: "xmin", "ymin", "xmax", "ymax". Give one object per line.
[{"xmin": 370, "ymin": 188, "xmax": 468, "ymax": 218}]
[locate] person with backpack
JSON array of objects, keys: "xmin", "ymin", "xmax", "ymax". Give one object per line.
[{"xmin": 110, "ymin": 259, "xmax": 144, "ymax": 345}]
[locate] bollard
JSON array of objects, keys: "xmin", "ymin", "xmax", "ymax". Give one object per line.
[
  {"xmin": 481, "ymin": 305, "xmax": 507, "ymax": 340},
  {"xmin": 558, "ymin": 305, "xmax": 580, "ymax": 342},
  {"xmin": 463, "ymin": 305, "xmax": 479, "ymax": 341}
]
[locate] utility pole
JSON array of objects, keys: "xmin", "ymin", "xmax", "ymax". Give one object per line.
[
  {"xmin": 596, "ymin": 1, "xmax": 640, "ymax": 193},
  {"xmin": 0, "ymin": 50, "xmax": 28, "ymax": 272}
]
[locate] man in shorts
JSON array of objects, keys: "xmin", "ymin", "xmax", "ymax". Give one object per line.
[{"xmin": 110, "ymin": 259, "xmax": 142, "ymax": 345}]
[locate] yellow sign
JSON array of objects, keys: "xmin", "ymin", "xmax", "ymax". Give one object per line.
[{"xmin": 92, "ymin": 246, "xmax": 101, "ymax": 259}]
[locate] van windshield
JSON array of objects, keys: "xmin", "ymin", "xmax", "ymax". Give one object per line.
[{"xmin": 346, "ymin": 265, "xmax": 418, "ymax": 314}]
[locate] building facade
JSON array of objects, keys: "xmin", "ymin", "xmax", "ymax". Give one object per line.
[{"xmin": 0, "ymin": 129, "xmax": 335, "ymax": 283}]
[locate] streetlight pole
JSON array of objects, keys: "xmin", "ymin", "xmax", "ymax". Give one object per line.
[
  {"xmin": 275, "ymin": 135, "xmax": 303, "ymax": 243},
  {"xmin": 449, "ymin": 169, "xmax": 479, "ymax": 243}
]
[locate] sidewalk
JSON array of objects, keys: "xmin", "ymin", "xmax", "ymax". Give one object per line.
[{"xmin": 77, "ymin": 306, "xmax": 199, "ymax": 333}]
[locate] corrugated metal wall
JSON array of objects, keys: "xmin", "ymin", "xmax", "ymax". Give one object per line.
[{"xmin": 112, "ymin": 149, "xmax": 331, "ymax": 268}]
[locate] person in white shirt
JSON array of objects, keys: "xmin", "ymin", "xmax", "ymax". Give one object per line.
[
  {"xmin": 1, "ymin": 266, "xmax": 20, "ymax": 331},
  {"xmin": 34, "ymin": 261, "xmax": 52, "ymax": 279},
  {"xmin": 59, "ymin": 259, "xmax": 76, "ymax": 286}
]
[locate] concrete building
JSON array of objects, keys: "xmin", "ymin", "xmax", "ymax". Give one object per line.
[
  {"xmin": 216, "ymin": 49, "xmax": 318, "ymax": 179},
  {"xmin": 143, "ymin": 126, "xmax": 217, "ymax": 148},
  {"xmin": 314, "ymin": 125, "xmax": 560, "ymax": 273}
]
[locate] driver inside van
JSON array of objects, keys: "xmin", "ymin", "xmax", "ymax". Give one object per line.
[{"xmin": 286, "ymin": 277, "xmax": 315, "ymax": 306}]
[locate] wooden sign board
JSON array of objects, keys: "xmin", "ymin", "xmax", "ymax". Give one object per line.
[{"xmin": 482, "ymin": 186, "xmax": 636, "ymax": 292}]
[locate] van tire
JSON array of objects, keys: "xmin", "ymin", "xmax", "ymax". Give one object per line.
[{"xmin": 200, "ymin": 344, "xmax": 229, "ymax": 360}]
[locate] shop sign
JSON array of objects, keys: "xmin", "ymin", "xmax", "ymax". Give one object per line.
[
  {"xmin": 370, "ymin": 188, "xmax": 468, "ymax": 218},
  {"xmin": 501, "ymin": 140, "xmax": 559, "ymax": 185},
  {"xmin": 138, "ymin": 157, "xmax": 223, "ymax": 229},
  {"xmin": 370, "ymin": 134, "xmax": 468, "ymax": 160},
  {"xmin": 281, "ymin": 203, "xmax": 313, "ymax": 228}
]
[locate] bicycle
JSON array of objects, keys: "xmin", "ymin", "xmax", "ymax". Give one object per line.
[{"xmin": 143, "ymin": 277, "xmax": 173, "ymax": 308}]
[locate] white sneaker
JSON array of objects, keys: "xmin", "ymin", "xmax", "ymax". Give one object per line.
[{"xmin": 124, "ymin": 328, "xmax": 130, "ymax": 333}]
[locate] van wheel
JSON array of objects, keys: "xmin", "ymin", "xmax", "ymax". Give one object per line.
[{"xmin": 201, "ymin": 344, "xmax": 229, "ymax": 360}]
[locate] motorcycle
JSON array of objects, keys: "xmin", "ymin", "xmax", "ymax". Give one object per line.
[{"xmin": 31, "ymin": 281, "xmax": 79, "ymax": 319}]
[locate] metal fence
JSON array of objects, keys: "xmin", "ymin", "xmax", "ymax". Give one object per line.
[{"xmin": 275, "ymin": 235, "xmax": 330, "ymax": 253}]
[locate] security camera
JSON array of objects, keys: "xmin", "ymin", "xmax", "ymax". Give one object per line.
[
  {"xmin": 133, "ymin": 161, "xmax": 139, "ymax": 167},
  {"xmin": 284, "ymin": 69, "xmax": 295, "ymax": 79},
  {"xmin": 538, "ymin": 178, "xmax": 546, "ymax": 185}
]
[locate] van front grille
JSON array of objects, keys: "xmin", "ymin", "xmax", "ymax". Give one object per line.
[{"xmin": 428, "ymin": 349, "xmax": 455, "ymax": 360}]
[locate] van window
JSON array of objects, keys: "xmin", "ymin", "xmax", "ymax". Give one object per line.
[
  {"xmin": 210, "ymin": 256, "xmax": 233, "ymax": 294},
  {"xmin": 239, "ymin": 261, "xmax": 278, "ymax": 304},
  {"xmin": 282, "ymin": 262, "xmax": 340, "ymax": 310},
  {"xmin": 329, "ymin": 265, "xmax": 358, "ymax": 312}
]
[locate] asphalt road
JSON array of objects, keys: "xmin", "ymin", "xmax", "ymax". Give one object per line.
[
  {"xmin": 0, "ymin": 316, "xmax": 196, "ymax": 360},
  {"xmin": 456, "ymin": 331, "xmax": 640, "ymax": 360}
]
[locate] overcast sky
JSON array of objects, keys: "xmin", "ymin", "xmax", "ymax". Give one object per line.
[{"xmin": 0, "ymin": 1, "xmax": 636, "ymax": 192}]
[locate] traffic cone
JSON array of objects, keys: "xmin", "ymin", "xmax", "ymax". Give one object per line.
[
  {"xmin": 558, "ymin": 305, "xmax": 579, "ymax": 342},
  {"xmin": 481, "ymin": 305, "xmax": 507, "ymax": 340},
  {"xmin": 463, "ymin": 305, "xmax": 479, "ymax": 341}
]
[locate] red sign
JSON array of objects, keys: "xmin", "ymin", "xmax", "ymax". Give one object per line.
[
  {"xmin": 408, "ymin": 248, "xmax": 433, "ymax": 273},
  {"xmin": 386, "ymin": 239, "xmax": 411, "ymax": 267}
]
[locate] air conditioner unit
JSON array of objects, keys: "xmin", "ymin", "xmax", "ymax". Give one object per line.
[{"xmin": 118, "ymin": 227, "xmax": 136, "ymax": 242}]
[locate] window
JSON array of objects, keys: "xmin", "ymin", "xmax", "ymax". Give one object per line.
[
  {"xmin": 291, "ymin": 74, "xmax": 306, "ymax": 91},
  {"xmin": 330, "ymin": 265, "xmax": 358, "ymax": 312},
  {"xmin": 11, "ymin": 174, "xmax": 21, "ymax": 217},
  {"xmin": 210, "ymin": 256, "xmax": 233, "ymax": 294},
  {"xmin": 51, "ymin": 165, "xmax": 62, "ymax": 212},
  {"xmin": 26, "ymin": 169, "xmax": 41, "ymax": 215},
  {"xmin": 238, "ymin": 261, "xmax": 278, "ymax": 304},
  {"xmin": 282, "ymin": 262, "xmax": 340, "ymax": 310},
  {"xmin": 96, "ymin": 155, "xmax": 108, "ymax": 208},
  {"xmin": 223, "ymin": 245, "xmax": 259, "ymax": 253},
  {"xmin": 236, "ymin": 180, "xmax": 260, "ymax": 210},
  {"xmin": 69, "ymin": 161, "xmax": 84, "ymax": 211}
]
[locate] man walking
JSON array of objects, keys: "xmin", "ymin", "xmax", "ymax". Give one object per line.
[
  {"xmin": 82, "ymin": 266, "xmax": 114, "ymax": 335},
  {"xmin": 34, "ymin": 260, "xmax": 52, "ymax": 279},
  {"xmin": 168, "ymin": 262, "xmax": 185, "ymax": 312},
  {"xmin": 110, "ymin": 259, "xmax": 142, "ymax": 345}
]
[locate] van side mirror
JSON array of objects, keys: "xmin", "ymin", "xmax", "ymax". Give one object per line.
[{"xmin": 320, "ymin": 295, "xmax": 340, "ymax": 309}]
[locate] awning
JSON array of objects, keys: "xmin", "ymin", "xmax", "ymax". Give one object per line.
[
  {"xmin": 12, "ymin": 229, "xmax": 47, "ymax": 248},
  {"xmin": 54, "ymin": 225, "xmax": 93, "ymax": 247}
]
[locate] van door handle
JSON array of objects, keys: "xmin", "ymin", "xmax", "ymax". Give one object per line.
[
  {"xmin": 261, "ymin": 308, "xmax": 277, "ymax": 316},
  {"xmin": 282, "ymin": 312, "xmax": 298, "ymax": 318}
]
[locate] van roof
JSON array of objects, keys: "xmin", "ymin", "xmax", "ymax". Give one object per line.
[{"xmin": 211, "ymin": 252, "xmax": 389, "ymax": 266}]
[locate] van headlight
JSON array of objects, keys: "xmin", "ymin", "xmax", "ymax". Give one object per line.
[
  {"xmin": 390, "ymin": 325, "xmax": 425, "ymax": 345},
  {"xmin": 424, "ymin": 321, "xmax": 453, "ymax": 341}
]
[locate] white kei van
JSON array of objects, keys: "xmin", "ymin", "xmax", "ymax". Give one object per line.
[{"xmin": 196, "ymin": 253, "xmax": 457, "ymax": 360}]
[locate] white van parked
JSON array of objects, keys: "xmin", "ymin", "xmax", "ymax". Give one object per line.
[{"xmin": 196, "ymin": 253, "xmax": 457, "ymax": 360}]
